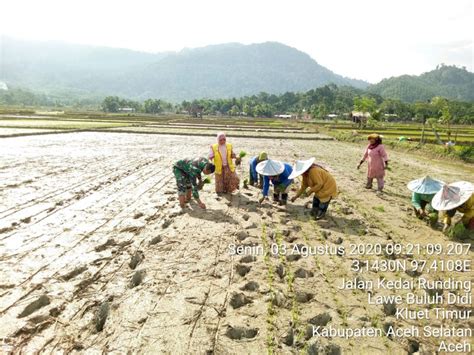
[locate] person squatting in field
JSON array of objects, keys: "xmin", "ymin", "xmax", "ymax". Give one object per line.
[
  {"xmin": 209, "ymin": 132, "xmax": 240, "ymax": 194},
  {"xmin": 248, "ymin": 151, "xmax": 268, "ymax": 188},
  {"xmin": 357, "ymin": 133, "xmax": 389, "ymax": 193},
  {"xmin": 431, "ymin": 181, "xmax": 474, "ymax": 232},
  {"xmin": 290, "ymin": 157, "xmax": 338, "ymax": 220},
  {"xmin": 407, "ymin": 176, "xmax": 444, "ymax": 226},
  {"xmin": 172, "ymin": 157, "xmax": 215, "ymax": 209},
  {"xmin": 256, "ymin": 159, "xmax": 293, "ymax": 206}
]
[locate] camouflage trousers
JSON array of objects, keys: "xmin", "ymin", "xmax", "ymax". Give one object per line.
[{"xmin": 173, "ymin": 167, "xmax": 192, "ymax": 196}]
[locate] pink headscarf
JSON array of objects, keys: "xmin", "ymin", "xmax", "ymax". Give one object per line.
[{"xmin": 217, "ymin": 132, "xmax": 226, "ymax": 144}]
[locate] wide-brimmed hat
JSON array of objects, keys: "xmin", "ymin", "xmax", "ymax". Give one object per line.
[
  {"xmin": 407, "ymin": 176, "xmax": 445, "ymax": 194},
  {"xmin": 431, "ymin": 181, "xmax": 474, "ymax": 211},
  {"xmin": 256, "ymin": 159, "xmax": 284, "ymax": 176},
  {"xmin": 288, "ymin": 157, "xmax": 315, "ymax": 180}
]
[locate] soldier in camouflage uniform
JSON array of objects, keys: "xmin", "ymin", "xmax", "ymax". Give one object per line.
[{"xmin": 173, "ymin": 157, "xmax": 215, "ymax": 209}]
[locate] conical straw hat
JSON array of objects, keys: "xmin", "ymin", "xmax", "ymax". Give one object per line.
[
  {"xmin": 431, "ymin": 181, "xmax": 474, "ymax": 211},
  {"xmin": 407, "ymin": 176, "xmax": 444, "ymax": 194},
  {"xmin": 256, "ymin": 159, "xmax": 285, "ymax": 176},
  {"xmin": 288, "ymin": 158, "xmax": 315, "ymax": 180}
]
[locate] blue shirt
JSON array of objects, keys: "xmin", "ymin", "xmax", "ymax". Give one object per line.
[
  {"xmin": 262, "ymin": 163, "xmax": 293, "ymax": 197},
  {"xmin": 249, "ymin": 156, "xmax": 259, "ymax": 181}
]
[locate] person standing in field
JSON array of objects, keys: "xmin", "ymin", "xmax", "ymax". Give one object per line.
[
  {"xmin": 173, "ymin": 157, "xmax": 215, "ymax": 209},
  {"xmin": 357, "ymin": 133, "xmax": 389, "ymax": 193},
  {"xmin": 209, "ymin": 132, "xmax": 240, "ymax": 194},
  {"xmin": 249, "ymin": 152, "xmax": 268, "ymax": 187},
  {"xmin": 290, "ymin": 158, "xmax": 338, "ymax": 220}
]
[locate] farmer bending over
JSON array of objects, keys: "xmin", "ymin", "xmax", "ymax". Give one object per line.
[{"xmin": 173, "ymin": 157, "xmax": 215, "ymax": 209}]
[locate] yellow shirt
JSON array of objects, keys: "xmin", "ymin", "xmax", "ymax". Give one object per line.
[
  {"xmin": 296, "ymin": 165, "xmax": 338, "ymax": 202},
  {"xmin": 443, "ymin": 194, "xmax": 474, "ymax": 226}
]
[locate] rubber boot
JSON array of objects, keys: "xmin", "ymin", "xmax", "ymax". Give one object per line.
[
  {"xmin": 279, "ymin": 193, "xmax": 288, "ymax": 206},
  {"xmin": 273, "ymin": 193, "xmax": 280, "ymax": 203}
]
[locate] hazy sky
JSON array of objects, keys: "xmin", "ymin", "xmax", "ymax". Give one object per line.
[{"xmin": 1, "ymin": 0, "xmax": 472, "ymax": 83}]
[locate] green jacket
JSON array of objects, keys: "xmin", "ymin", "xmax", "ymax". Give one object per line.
[{"xmin": 411, "ymin": 192, "xmax": 435, "ymax": 210}]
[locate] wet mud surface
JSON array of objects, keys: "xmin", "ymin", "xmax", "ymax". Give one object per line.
[{"xmin": 0, "ymin": 132, "xmax": 472, "ymax": 353}]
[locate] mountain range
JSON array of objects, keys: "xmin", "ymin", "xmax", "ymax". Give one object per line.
[{"xmin": 0, "ymin": 37, "xmax": 472, "ymax": 102}]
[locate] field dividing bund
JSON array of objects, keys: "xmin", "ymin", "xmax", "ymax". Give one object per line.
[{"xmin": 0, "ymin": 124, "xmax": 472, "ymax": 353}]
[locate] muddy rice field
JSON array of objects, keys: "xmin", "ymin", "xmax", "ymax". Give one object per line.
[{"xmin": 0, "ymin": 128, "xmax": 472, "ymax": 354}]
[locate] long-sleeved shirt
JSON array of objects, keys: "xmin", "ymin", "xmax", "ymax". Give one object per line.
[
  {"xmin": 443, "ymin": 194, "xmax": 474, "ymax": 226},
  {"xmin": 262, "ymin": 163, "xmax": 293, "ymax": 197},
  {"xmin": 411, "ymin": 192, "xmax": 435, "ymax": 210},
  {"xmin": 249, "ymin": 156, "xmax": 259, "ymax": 182},
  {"xmin": 173, "ymin": 157, "xmax": 207, "ymax": 199},
  {"xmin": 295, "ymin": 165, "xmax": 337, "ymax": 202},
  {"xmin": 361, "ymin": 144, "xmax": 388, "ymax": 178}
]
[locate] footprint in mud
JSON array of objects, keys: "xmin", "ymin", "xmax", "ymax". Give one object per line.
[
  {"xmin": 129, "ymin": 270, "xmax": 145, "ymax": 288},
  {"xmin": 235, "ymin": 264, "xmax": 251, "ymax": 277},
  {"xmin": 149, "ymin": 235, "xmax": 163, "ymax": 245},
  {"xmin": 332, "ymin": 236, "xmax": 344, "ymax": 245},
  {"xmin": 383, "ymin": 301, "xmax": 397, "ymax": 316},
  {"xmin": 134, "ymin": 212, "xmax": 144, "ymax": 219},
  {"xmin": 286, "ymin": 254, "xmax": 301, "ymax": 262},
  {"xmin": 282, "ymin": 327, "xmax": 295, "ymax": 346},
  {"xmin": 234, "ymin": 231, "xmax": 248, "ymax": 241},
  {"xmin": 93, "ymin": 302, "xmax": 109, "ymax": 333},
  {"xmin": 95, "ymin": 238, "xmax": 117, "ymax": 252},
  {"xmin": 239, "ymin": 255, "xmax": 256, "ymax": 263},
  {"xmin": 0, "ymin": 226, "xmax": 15, "ymax": 234},
  {"xmin": 240, "ymin": 281, "xmax": 259, "ymax": 292},
  {"xmin": 308, "ymin": 312, "xmax": 332, "ymax": 326},
  {"xmin": 242, "ymin": 213, "xmax": 250, "ymax": 221},
  {"xmin": 129, "ymin": 251, "xmax": 144, "ymax": 270},
  {"xmin": 229, "ymin": 292, "xmax": 252, "ymax": 309},
  {"xmin": 225, "ymin": 325, "xmax": 258, "ymax": 340},
  {"xmin": 294, "ymin": 268, "xmax": 314, "ymax": 278},
  {"xmin": 295, "ymin": 291, "xmax": 314, "ymax": 303},
  {"xmin": 408, "ymin": 340, "xmax": 420, "ymax": 354},
  {"xmin": 61, "ymin": 265, "xmax": 88, "ymax": 281},
  {"xmin": 162, "ymin": 219, "xmax": 172, "ymax": 229},
  {"xmin": 20, "ymin": 217, "xmax": 32, "ymax": 224},
  {"xmin": 18, "ymin": 295, "xmax": 51, "ymax": 318},
  {"xmin": 276, "ymin": 264, "xmax": 286, "ymax": 279},
  {"xmin": 307, "ymin": 342, "xmax": 341, "ymax": 355},
  {"xmin": 269, "ymin": 290, "xmax": 287, "ymax": 307}
]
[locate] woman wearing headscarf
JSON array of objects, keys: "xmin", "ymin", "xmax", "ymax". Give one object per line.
[
  {"xmin": 173, "ymin": 157, "xmax": 215, "ymax": 209},
  {"xmin": 290, "ymin": 158, "xmax": 338, "ymax": 220},
  {"xmin": 209, "ymin": 132, "xmax": 240, "ymax": 194},
  {"xmin": 249, "ymin": 151, "xmax": 268, "ymax": 188},
  {"xmin": 406, "ymin": 176, "xmax": 444, "ymax": 225},
  {"xmin": 357, "ymin": 133, "xmax": 388, "ymax": 192},
  {"xmin": 256, "ymin": 159, "xmax": 293, "ymax": 205},
  {"xmin": 431, "ymin": 181, "xmax": 474, "ymax": 232}
]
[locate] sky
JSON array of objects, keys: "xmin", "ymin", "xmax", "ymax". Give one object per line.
[{"xmin": 1, "ymin": 0, "xmax": 472, "ymax": 83}]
